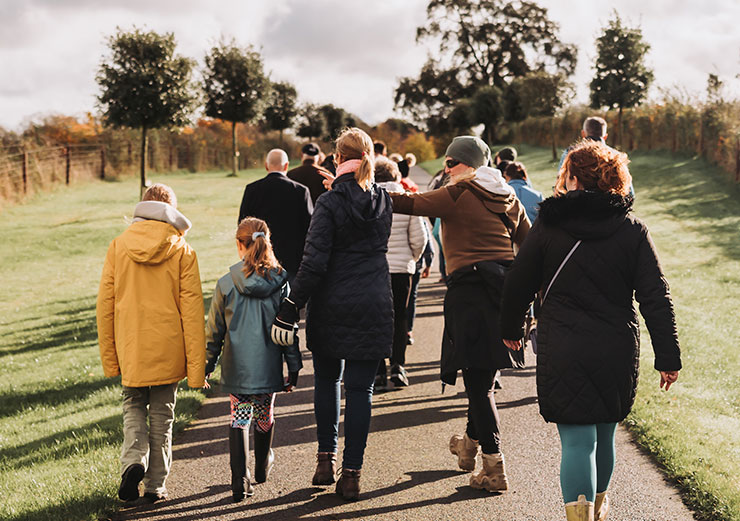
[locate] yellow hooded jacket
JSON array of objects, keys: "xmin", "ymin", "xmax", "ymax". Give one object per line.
[{"xmin": 96, "ymin": 217, "xmax": 205, "ymax": 388}]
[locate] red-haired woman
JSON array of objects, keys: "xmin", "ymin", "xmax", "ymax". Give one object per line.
[{"xmin": 500, "ymin": 140, "xmax": 681, "ymax": 521}]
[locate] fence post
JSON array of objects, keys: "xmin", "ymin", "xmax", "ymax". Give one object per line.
[
  {"xmin": 100, "ymin": 147, "xmax": 106, "ymax": 180},
  {"xmin": 65, "ymin": 145, "xmax": 71, "ymax": 185},
  {"xmin": 22, "ymin": 149, "xmax": 28, "ymax": 193}
]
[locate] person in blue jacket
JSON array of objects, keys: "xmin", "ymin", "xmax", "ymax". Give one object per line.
[
  {"xmin": 205, "ymin": 217, "xmax": 302, "ymax": 503},
  {"xmin": 504, "ymin": 161, "xmax": 543, "ymax": 224},
  {"xmin": 270, "ymin": 127, "xmax": 393, "ymax": 501}
]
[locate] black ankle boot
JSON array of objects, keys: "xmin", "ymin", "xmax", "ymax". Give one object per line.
[
  {"xmin": 228, "ymin": 427, "xmax": 254, "ymax": 502},
  {"xmin": 253, "ymin": 423, "xmax": 275, "ymax": 484}
]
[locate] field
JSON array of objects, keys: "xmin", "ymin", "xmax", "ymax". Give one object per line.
[{"xmin": 0, "ymin": 148, "xmax": 739, "ymax": 520}]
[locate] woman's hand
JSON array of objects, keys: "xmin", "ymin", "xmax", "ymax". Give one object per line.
[
  {"xmin": 503, "ymin": 338, "xmax": 522, "ymax": 351},
  {"xmin": 660, "ymin": 370, "xmax": 679, "ymax": 391},
  {"xmin": 319, "ymin": 170, "xmax": 335, "ymax": 191},
  {"xmin": 203, "ymin": 373, "xmax": 211, "ymax": 390},
  {"xmin": 421, "ymin": 266, "xmax": 431, "ymax": 278}
]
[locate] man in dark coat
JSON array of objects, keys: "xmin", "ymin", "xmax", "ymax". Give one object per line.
[
  {"xmin": 238, "ymin": 149, "xmax": 313, "ymax": 278},
  {"xmin": 287, "ymin": 143, "xmax": 330, "ymax": 204}
]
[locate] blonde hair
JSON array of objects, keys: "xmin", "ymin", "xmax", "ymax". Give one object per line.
[
  {"xmin": 142, "ymin": 183, "xmax": 177, "ymax": 207},
  {"xmin": 236, "ymin": 217, "xmax": 283, "ymax": 279},
  {"xmin": 335, "ymin": 127, "xmax": 375, "ymax": 191},
  {"xmin": 556, "ymin": 140, "xmax": 632, "ymax": 196}
]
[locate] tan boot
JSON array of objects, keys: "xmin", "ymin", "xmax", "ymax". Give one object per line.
[
  {"xmin": 565, "ymin": 494, "xmax": 595, "ymax": 521},
  {"xmin": 594, "ymin": 491, "xmax": 609, "ymax": 521},
  {"xmin": 469, "ymin": 452, "xmax": 509, "ymax": 492},
  {"xmin": 449, "ymin": 433, "xmax": 479, "ymax": 471}
]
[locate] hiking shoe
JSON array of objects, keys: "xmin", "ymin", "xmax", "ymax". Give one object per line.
[
  {"xmin": 374, "ymin": 373, "xmax": 388, "ymax": 392},
  {"xmin": 118, "ymin": 463, "xmax": 145, "ymax": 502},
  {"xmin": 449, "ymin": 433, "xmax": 478, "ymax": 471},
  {"xmin": 390, "ymin": 364, "xmax": 409, "ymax": 387},
  {"xmin": 470, "ymin": 452, "xmax": 509, "ymax": 492}
]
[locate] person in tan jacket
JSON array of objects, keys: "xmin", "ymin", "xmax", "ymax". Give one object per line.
[
  {"xmin": 96, "ymin": 183, "xmax": 205, "ymax": 504},
  {"xmin": 389, "ymin": 136, "xmax": 530, "ymax": 494}
]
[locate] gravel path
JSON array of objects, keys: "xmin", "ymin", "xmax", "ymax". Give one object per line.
[{"xmin": 115, "ymin": 166, "xmax": 698, "ymax": 521}]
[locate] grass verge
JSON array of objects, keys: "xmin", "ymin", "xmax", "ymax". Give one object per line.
[
  {"xmin": 0, "ymin": 168, "xmax": 263, "ymax": 521},
  {"xmin": 424, "ymin": 144, "xmax": 740, "ymax": 521}
]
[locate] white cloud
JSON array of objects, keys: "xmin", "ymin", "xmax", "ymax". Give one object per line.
[{"xmin": 0, "ymin": 0, "xmax": 739, "ymax": 130}]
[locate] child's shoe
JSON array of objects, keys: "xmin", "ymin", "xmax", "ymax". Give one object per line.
[{"xmin": 254, "ymin": 423, "xmax": 275, "ymax": 483}]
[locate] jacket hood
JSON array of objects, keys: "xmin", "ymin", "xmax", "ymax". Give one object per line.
[
  {"xmin": 229, "ymin": 263, "xmax": 287, "ymax": 298},
  {"xmin": 333, "ymin": 173, "xmax": 390, "ymax": 230},
  {"xmin": 460, "ymin": 166, "xmax": 518, "ymax": 214},
  {"xmin": 121, "ymin": 220, "xmax": 185, "ymax": 265},
  {"xmin": 538, "ymin": 190, "xmax": 634, "ymax": 240},
  {"xmin": 132, "ymin": 201, "xmax": 192, "ymax": 233}
]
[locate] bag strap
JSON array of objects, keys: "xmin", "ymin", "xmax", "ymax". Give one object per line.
[
  {"xmin": 541, "ymin": 240, "xmax": 582, "ymax": 306},
  {"xmin": 496, "ymin": 212, "xmax": 516, "ymax": 248}
]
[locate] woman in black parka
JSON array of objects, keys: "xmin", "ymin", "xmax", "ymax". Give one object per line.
[
  {"xmin": 500, "ymin": 140, "xmax": 681, "ymax": 521},
  {"xmin": 271, "ymin": 128, "xmax": 392, "ymax": 501}
]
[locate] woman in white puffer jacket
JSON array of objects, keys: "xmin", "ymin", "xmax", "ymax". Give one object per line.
[{"xmin": 374, "ymin": 156, "xmax": 427, "ymax": 389}]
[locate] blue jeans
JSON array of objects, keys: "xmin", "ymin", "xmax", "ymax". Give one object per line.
[{"xmin": 312, "ymin": 354, "xmax": 380, "ymax": 470}]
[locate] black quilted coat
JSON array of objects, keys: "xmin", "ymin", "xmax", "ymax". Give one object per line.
[
  {"xmin": 289, "ymin": 173, "xmax": 393, "ymax": 360},
  {"xmin": 500, "ymin": 190, "xmax": 681, "ymax": 424}
]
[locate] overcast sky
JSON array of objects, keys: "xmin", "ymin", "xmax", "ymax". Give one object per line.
[{"xmin": 1, "ymin": 0, "xmax": 739, "ymax": 131}]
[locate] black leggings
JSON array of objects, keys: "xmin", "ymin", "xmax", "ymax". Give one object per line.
[{"xmin": 463, "ymin": 368, "xmax": 501, "ymax": 454}]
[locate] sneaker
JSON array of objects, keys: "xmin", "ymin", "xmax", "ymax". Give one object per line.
[
  {"xmin": 407, "ymin": 332, "xmax": 414, "ymax": 345},
  {"xmin": 390, "ymin": 364, "xmax": 409, "ymax": 387},
  {"xmin": 134, "ymin": 492, "xmax": 168, "ymax": 505},
  {"xmin": 118, "ymin": 463, "xmax": 145, "ymax": 502}
]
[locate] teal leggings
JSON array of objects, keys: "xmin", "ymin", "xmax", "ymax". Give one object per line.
[{"xmin": 557, "ymin": 423, "xmax": 618, "ymax": 503}]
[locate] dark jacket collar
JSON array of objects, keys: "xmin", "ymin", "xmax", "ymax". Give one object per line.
[{"xmin": 538, "ymin": 190, "xmax": 633, "ymax": 239}]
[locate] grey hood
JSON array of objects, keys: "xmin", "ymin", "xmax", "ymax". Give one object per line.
[{"xmin": 132, "ymin": 201, "xmax": 192, "ymax": 234}]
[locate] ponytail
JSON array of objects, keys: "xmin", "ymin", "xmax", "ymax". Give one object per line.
[
  {"xmin": 355, "ymin": 153, "xmax": 374, "ymax": 191},
  {"xmin": 236, "ymin": 218, "xmax": 282, "ymax": 279}
]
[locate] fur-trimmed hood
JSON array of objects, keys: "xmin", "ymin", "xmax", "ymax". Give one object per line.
[{"xmin": 538, "ymin": 190, "xmax": 633, "ymax": 240}]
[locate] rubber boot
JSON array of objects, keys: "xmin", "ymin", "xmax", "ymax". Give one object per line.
[
  {"xmin": 311, "ymin": 452, "xmax": 337, "ymax": 485},
  {"xmin": 253, "ymin": 423, "xmax": 275, "ymax": 484},
  {"xmin": 594, "ymin": 491, "xmax": 609, "ymax": 521},
  {"xmin": 470, "ymin": 452, "xmax": 509, "ymax": 492},
  {"xmin": 449, "ymin": 433, "xmax": 479, "ymax": 472},
  {"xmin": 228, "ymin": 427, "xmax": 254, "ymax": 502},
  {"xmin": 335, "ymin": 468, "xmax": 361, "ymax": 501},
  {"xmin": 565, "ymin": 494, "xmax": 595, "ymax": 521}
]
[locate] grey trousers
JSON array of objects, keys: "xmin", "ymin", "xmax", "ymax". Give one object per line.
[{"xmin": 121, "ymin": 382, "xmax": 178, "ymax": 495}]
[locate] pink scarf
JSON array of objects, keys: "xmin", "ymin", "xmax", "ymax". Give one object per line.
[{"xmin": 335, "ymin": 159, "xmax": 363, "ymax": 177}]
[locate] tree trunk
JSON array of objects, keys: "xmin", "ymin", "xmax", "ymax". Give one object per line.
[
  {"xmin": 280, "ymin": 128, "xmax": 284, "ymax": 147},
  {"xmin": 550, "ymin": 117, "xmax": 557, "ymax": 161},
  {"xmin": 140, "ymin": 126, "xmax": 148, "ymax": 199},
  {"xmin": 230, "ymin": 121, "xmax": 238, "ymax": 177}
]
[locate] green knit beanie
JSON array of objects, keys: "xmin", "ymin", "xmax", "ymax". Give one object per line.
[{"xmin": 445, "ymin": 136, "xmax": 490, "ymax": 169}]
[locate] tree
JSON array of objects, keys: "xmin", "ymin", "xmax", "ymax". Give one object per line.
[
  {"xmin": 590, "ymin": 12, "xmax": 654, "ymax": 148},
  {"xmin": 203, "ymin": 40, "xmax": 270, "ymax": 176},
  {"xmin": 264, "ymin": 81, "xmax": 298, "ymax": 146},
  {"xmin": 470, "ymin": 86, "xmax": 505, "ymax": 144},
  {"xmin": 505, "ymin": 72, "xmax": 573, "ymax": 157},
  {"xmin": 296, "ymin": 103, "xmax": 326, "ymax": 141},
  {"xmin": 318, "ymin": 104, "xmax": 357, "ymax": 142},
  {"xmin": 395, "ymin": 0, "xmax": 577, "ymax": 135},
  {"xmin": 97, "ymin": 28, "xmax": 196, "ymax": 196}
]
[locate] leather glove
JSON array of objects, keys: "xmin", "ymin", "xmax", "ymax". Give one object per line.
[
  {"xmin": 271, "ymin": 298, "xmax": 299, "ymax": 346},
  {"xmin": 284, "ymin": 371, "xmax": 299, "ymax": 391}
]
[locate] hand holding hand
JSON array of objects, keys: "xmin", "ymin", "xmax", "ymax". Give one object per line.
[
  {"xmin": 503, "ymin": 338, "xmax": 522, "ymax": 351},
  {"xmin": 659, "ymin": 370, "xmax": 679, "ymax": 391},
  {"xmin": 271, "ymin": 298, "xmax": 299, "ymax": 346},
  {"xmin": 203, "ymin": 373, "xmax": 212, "ymax": 390},
  {"xmin": 318, "ymin": 170, "xmax": 335, "ymax": 191},
  {"xmin": 421, "ymin": 266, "xmax": 431, "ymax": 278}
]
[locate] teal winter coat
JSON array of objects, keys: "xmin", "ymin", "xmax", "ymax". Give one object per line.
[{"xmin": 205, "ymin": 264, "xmax": 302, "ymax": 394}]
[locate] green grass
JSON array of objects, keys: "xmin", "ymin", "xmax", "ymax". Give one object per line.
[
  {"xmin": 0, "ymin": 168, "xmax": 264, "ymax": 521},
  {"xmin": 422, "ymin": 144, "xmax": 740, "ymax": 521}
]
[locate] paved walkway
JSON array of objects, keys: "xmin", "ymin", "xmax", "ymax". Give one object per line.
[{"xmin": 116, "ymin": 166, "xmax": 697, "ymax": 521}]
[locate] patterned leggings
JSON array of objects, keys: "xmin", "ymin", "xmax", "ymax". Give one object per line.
[{"xmin": 229, "ymin": 393, "xmax": 275, "ymax": 432}]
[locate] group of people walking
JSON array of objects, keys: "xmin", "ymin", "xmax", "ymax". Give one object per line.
[{"xmin": 96, "ymin": 118, "xmax": 682, "ymax": 521}]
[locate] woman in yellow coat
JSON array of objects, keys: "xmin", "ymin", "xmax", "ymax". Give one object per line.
[{"xmin": 96, "ymin": 183, "xmax": 205, "ymax": 504}]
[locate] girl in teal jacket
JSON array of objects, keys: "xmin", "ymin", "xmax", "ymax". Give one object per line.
[{"xmin": 205, "ymin": 217, "xmax": 302, "ymax": 502}]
